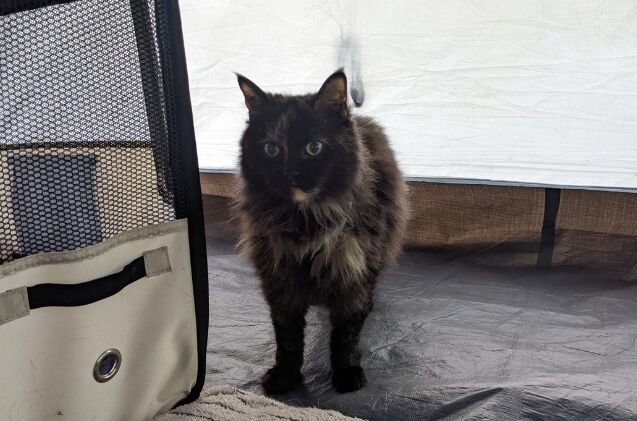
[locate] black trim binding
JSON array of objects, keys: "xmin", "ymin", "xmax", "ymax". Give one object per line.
[
  {"xmin": 0, "ymin": 0, "xmax": 80, "ymax": 16},
  {"xmin": 537, "ymin": 188, "xmax": 561, "ymax": 267},
  {"xmin": 162, "ymin": 0, "xmax": 209, "ymax": 405},
  {"xmin": 129, "ymin": 0, "xmax": 174, "ymax": 207},
  {"xmin": 27, "ymin": 256, "xmax": 146, "ymax": 309}
]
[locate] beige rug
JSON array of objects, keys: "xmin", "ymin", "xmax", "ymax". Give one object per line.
[{"xmin": 154, "ymin": 385, "xmax": 364, "ymax": 421}]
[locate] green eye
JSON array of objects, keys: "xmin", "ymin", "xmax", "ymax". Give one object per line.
[
  {"xmin": 305, "ymin": 141, "xmax": 324, "ymax": 156},
  {"xmin": 263, "ymin": 142, "xmax": 280, "ymax": 157}
]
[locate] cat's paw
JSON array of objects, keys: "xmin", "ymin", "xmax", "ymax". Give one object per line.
[
  {"xmin": 332, "ymin": 365, "xmax": 367, "ymax": 393},
  {"xmin": 262, "ymin": 366, "xmax": 303, "ymax": 395}
]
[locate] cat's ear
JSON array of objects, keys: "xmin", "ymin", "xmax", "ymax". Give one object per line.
[
  {"xmin": 237, "ymin": 74, "xmax": 268, "ymax": 116},
  {"xmin": 316, "ymin": 70, "xmax": 348, "ymax": 119}
]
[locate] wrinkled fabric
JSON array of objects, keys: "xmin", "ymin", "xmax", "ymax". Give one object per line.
[
  {"xmin": 182, "ymin": 0, "xmax": 637, "ymax": 191},
  {"xmin": 205, "ymin": 245, "xmax": 637, "ymax": 420}
]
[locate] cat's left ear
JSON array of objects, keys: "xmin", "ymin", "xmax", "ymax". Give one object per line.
[
  {"xmin": 316, "ymin": 70, "xmax": 348, "ymax": 119},
  {"xmin": 237, "ymin": 74, "xmax": 268, "ymax": 117}
]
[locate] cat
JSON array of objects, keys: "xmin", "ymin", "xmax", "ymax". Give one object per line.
[{"xmin": 234, "ymin": 70, "xmax": 407, "ymax": 394}]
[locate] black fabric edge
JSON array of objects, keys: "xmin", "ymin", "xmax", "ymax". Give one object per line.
[
  {"xmin": 162, "ymin": 0, "xmax": 209, "ymax": 405},
  {"xmin": 0, "ymin": 0, "xmax": 80, "ymax": 15},
  {"xmin": 27, "ymin": 256, "xmax": 146, "ymax": 309},
  {"xmin": 129, "ymin": 0, "xmax": 174, "ymax": 207},
  {"xmin": 537, "ymin": 188, "xmax": 561, "ymax": 267}
]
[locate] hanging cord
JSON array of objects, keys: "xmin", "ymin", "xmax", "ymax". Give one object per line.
[
  {"xmin": 338, "ymin": 38, "xmax": 364, "ymax": 107},
  {"xmin": 336, "ymin": 1, "xmax": 364, "ymax": 107}
]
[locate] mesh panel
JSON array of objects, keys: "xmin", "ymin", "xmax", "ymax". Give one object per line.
[{"xmin": 0, "ymin": 0, "xmax": 183, "ymax": 263}]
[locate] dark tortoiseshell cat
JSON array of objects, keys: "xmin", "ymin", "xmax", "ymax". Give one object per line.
[{"xmin": 235, "ymin": 70, "xmax": 407, "ymax": 394}]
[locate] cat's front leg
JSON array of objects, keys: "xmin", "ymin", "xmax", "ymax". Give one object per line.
[
  {"xmin": 262, "ymin": 299, "xmax": 308, "ymax": 394},
  {"xmin": 329, "ymin": 294, "xmax": 372, "ymax": 393}
]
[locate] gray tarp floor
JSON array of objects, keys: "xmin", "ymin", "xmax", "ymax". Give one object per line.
[{"xmin": 203, "ymin": 196, "xmax": 637, "ymax": 421}]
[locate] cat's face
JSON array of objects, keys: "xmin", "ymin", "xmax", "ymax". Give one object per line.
[{"xmin": 238, "ymin": 71, "xmax": 359, "ymax": 205}]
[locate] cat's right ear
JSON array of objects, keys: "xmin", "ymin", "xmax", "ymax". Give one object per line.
[
  {"xmin": 316, "ymin": 70, "xmax": 348, "ymax": 120},
  {"xmin": 237, "ymin": 74, "xmax": 268, "ymax": 117}
]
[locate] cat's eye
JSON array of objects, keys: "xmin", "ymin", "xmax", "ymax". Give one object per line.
[
  {"xmin": 305, "ymin": 141, "xmax": 324, "ymax": 156},
  {"xmin": 263, "ymin": 142, "xmax": 280, "ymax": 157}
]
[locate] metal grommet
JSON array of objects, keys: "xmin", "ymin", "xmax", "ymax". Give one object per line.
[{"xmin": 93, "ymin": 349, "xmax": 122, "ymax": 383}]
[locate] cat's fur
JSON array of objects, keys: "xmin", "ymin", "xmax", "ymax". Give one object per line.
[{"xmin": 234, "ymin": 70, "xmax": 407, "ymax": 394}]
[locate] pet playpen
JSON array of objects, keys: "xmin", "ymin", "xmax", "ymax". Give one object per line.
[{"xmin": 1, "ymin": 0, "xmax": 207, "ymax": 419}]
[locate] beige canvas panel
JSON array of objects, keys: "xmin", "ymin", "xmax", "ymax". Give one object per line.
[
  {"xmin": 554, "ymin": 189, "xmax": 637, "ymax": 279},
  {"xmin": 200, "ymin": 172, "xmax": 545, "ymax": 249},
  {"xmin": 404, "ymin": 182, "xmax": 544, "ymax": 250},
  {"xmin": 199, "ymin": 172, "xmax": 637, "ymax": 274},
  {"xmin": 200, "ymin": 172, "xmax": 236, "ymax": 198},
  {"xmin": 556, "ymin": 189, "xmax": 637, "ymax": 237},
  {"xmin": 0, "ymin": 219, "xmax": 197, "ymax": 421}
]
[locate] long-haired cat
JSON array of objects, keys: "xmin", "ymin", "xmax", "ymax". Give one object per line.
[{"xmin": 235, "ymin": 70, "xmax": 407, "ymax": 394}]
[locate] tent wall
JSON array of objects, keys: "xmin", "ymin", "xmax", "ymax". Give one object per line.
[
  {"xmin": 200, "ymin": 172, "xmax": 637, "ymax": 280},
  {"xmin": 182, "ymin": 0, "xmax": 637, "ymax": 191}
]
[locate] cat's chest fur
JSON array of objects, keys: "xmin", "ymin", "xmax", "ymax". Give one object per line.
[{"xmin": 265, "ymin": 215, "xmax": 367, "ymax": 286}]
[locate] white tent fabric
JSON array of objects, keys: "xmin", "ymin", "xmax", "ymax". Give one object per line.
[{"xmin": 180, "ymin": 0, "xmax": 637, "ymax": 191}]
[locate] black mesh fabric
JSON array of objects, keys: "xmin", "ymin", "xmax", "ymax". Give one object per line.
[{"xmin": 0, "ymin": 0, "xmax": 185, "ymax": 263}]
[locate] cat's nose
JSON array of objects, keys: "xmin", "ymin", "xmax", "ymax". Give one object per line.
[{"xmin": 284, "ymin": 170, "xmax": 299, "ymax": 180}]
